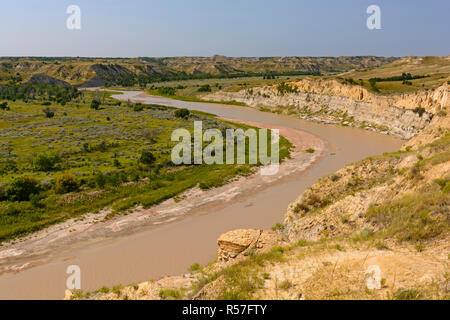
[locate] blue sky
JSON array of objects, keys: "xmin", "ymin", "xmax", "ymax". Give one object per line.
[{"xmin": 0, "ymin": 0, "xmax": 448, "ymax": 57}]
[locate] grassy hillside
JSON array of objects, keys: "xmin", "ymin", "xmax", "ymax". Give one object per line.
[
  {"xmin": 0, "ymin": 56, "xmax": 398, "ymax": 88},
  {"xmin": 337, "ymin": 56, "xmax": 450, "ymax": 94}
]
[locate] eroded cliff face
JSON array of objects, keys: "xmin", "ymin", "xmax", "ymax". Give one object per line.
[{"xmin": 205, "ymin": 80, "xmax": 449, "ymax": 139}]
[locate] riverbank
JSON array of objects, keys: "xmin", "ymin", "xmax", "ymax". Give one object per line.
[{"xmin": 0, "ymin": 116, "xmax": 325, "ymax": 274}]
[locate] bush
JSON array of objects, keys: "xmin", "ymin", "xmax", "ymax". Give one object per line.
[
  {"xmin": 393, "ymin": 288, "xmax": 424, "ymax": 300},
  {"xmin": 157, "ymin": 87, "xmax": 176, "ymax": 96},
  {"xmin": 188, "ymin": 263, "xmax": 201, "ymax": 273},
  {"xmin": 133, "ymin": 103, "xmax": 144, "ymax": 112},
  {"xmin": 0, "ymin": 184, "xmax": 6, "ymax": 201},
  {"xmin": 34, "ymin": 153, "xmax": 60, "ymax": 171},
  {"xmin": 90, "ymin": 99, "xmax": 101, "ymax": 110},
  {"xmin": 413, "ymin": 107, "xmax": 426, "ymax": 117},
  {"xmin": 139, "ymin": 150, "xmax": 156, "ymax": 165},
  {"xmin": 0, "ymin": 102, "xmax": 9, "ymax": 110},
  {"xmin": 198, "ymin": 84, "xmax": 211, "ymax": 92},
  {"xmin": 174, "ymin": 108, "xmax": 190, "ymax": 119},
  {"xmin": 158, "ymin": 289, "xmax": 182, "ymax": 300},
  {"xmin": 5, "ymin": 177, "xmax": 41, "ymax": 201},
  {"xmin": 94, "ymin": 171, "xmax": 106, "ymax": 189},
  {"xmin": 0, "ymin": 160, "xmax": 18, "ymax": 175},
  {"xmin": 55, "ymin": 173, "xmax": 79, "ymax": 194},
  {"xmin": 277, "ymin": 82, "xmax": 297, "ymax": 95},
  {"xmin": 29, "ymin": 193, "xmax": 44, "ymax": 208},
  {"xmin": 5, "ymin": 204, "xmax": 21, "ymax": 216},
  {"xmin": 43, "ymin": 107, "xmax": 55, "ymax": 118}
]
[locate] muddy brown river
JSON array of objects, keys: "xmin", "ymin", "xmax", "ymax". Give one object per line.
[{"xmin": 0, "ymin": 91, "xmax": 403, "ymax": 299}]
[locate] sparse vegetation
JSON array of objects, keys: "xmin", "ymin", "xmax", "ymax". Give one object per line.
[
  {"xmin": 159, "ymin": 288, "xmax": 182, "ymax": 300},
  {"xmin": 366, "ymin": 192, "xmax": 448, "ymax": 242}
]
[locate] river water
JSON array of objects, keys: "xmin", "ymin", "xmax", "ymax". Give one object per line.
[{"xmin": 0, "ymin": 92, "xmax": 403, "ymax": 299}]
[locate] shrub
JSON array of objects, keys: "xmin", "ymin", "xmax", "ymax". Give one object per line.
[
  {"xmin": 306, "ymin": 148, "xmax": 315, "ymax": 153},
  {"xmin": 55, "ymin": 173, "xmax": 79, "ymax": 194},
  {"xmin": 271, "ymin": 223, "xmax": 284, "ymax": 231},
  {"xmin": 159, "ymin": 289, "xmax": 182, "ymax": 300},
  {"xmin": 0, "ymin": 160, "xmax": 18, "ymax": 175},
  {"xmin": 330, "ymin": 173, "xmax": 341, "ymax": 182},
  {"xmin": 105, "ymin": 171, "xmax": 123, "ymax": 186},
  {"xmin": 43, "ymin": 107, "xmax": 55, "ymax": 118},
  {"xmin": 90, "ymin": 99, "xmax": 101, "ymax": 110},
  {"xmin": 34, "ymin": 153, "xmax": 59, "ymax": 171},
  {"xmin": 0, "ymin": 184, "xmax": 7, "ymax": 201},
  {"xmin": 434, "ymin": 178, "xmax": 449, "ymax": 191},
  {"xmin": 174, "ymin": 108, "xmax": 190, "ymax": 119},
  {"xmin": 369, "ymin": 79, "xmax": 379, "ymax": 92},
  {"xmin": 413, "ymin": 107, "xmax": 426, "ymax": 117},
  {"xmin": 113, "ymin": 159, "xmax": 121, "ymax": 167},
  {"xmin": 5, "ymin": 204, "xmax": 21, "ymax": 216},
  {"xmin": 94, "ymin": 171, "xmax": 106, "ymax": 189},
  {"xmin": 393, "ymin": 288, "xmax": 424, "ymax": 300},
  {"xmin": 29, "ymin": 193, "xmax": 44, "ymax": 208},
  {"xmin": 198, "ymin": 84, "xmax": 212, "ymax": 92},
  {"xmin": 188, "ymin": 263, "xmax": 201, "ymax": 273},
  {"xmin": 277, "ymin": 82, "xmax": 297, "ymax": 95},
  {"xmin": 98, "ymin": 287, "xmax": 110, "ymax": 294},
  {"xmin": 139, "ymin": 150, "xmax": 156, "ymax": 165},
  {"xmin": 293, "ymin": 202, "xmax": 309, "ymax": 214},
  {"xmin": 5, "ymin": 177, "xmax": 41, "ymax": 201},
  {"xmin": 133, "ymin": 103, "xmax": 144, "ymax": 112},
  {"xmin": 157, "ymin": 87, "xmax": 176, "ymax": 96},
  {"xmin": 0, "ymin": 102, "xmax": 9, "ymax": 110},
  {"xmin": 278, "ymin": 280, "xmax": 293, "ymax": 290},
  {"xmin": 442, "ymin": 182, "xmax": 450, "ymax": 194}
]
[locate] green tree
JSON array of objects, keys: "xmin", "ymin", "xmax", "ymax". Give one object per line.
[
  {"xmin": 197, "ymin": 84, "xmax": 211, "ymax": 92},
  {"xmin": 43, "ymin": 107, "xmax": 55, "ymax": 118},
  {"xmin": 90, "ymin": 99, "xmax": 101, "ymax": 110},
  {"xmin": 0, "ymin": 102, "xmax": 9, "ymax": 110},
  {"xmin": 5, "ymin": 177, "xmax": 41, "ymax": 201},
  {"xmin": 34, "ymin": 153, "xmax": 60, "ymax": 171},
  {"xmin": 139, "ymin": 150, "xmax": 156, "ymax": 165},
  {"xmin": 174, "ymin": 108, "xmax": 190, "ymax": 119}
]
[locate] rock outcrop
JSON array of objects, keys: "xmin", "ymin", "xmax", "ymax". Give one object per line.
[
  {"xmin": 217, "ymin": 229, "xmax": 284, "ymax": 263},
  {"xmin": 205, "ymin": 80, "xmax": 449, "ymax": 139}
]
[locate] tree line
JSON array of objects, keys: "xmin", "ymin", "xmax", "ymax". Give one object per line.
[
  {"xmin": 0, "ymin": 83, "xmax": 80, "ymax": 104},
  {"xmin": 105, "ymin": 70, "xmax": 321, "ymax": 88}
]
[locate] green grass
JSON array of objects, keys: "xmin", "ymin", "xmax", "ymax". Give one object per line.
[
  {"xmin": 159, "ymin": 288, "xmax": 182, "ymax": 300},
  {"xmin": 193, "ymin": 246, "xmax": 287, "ymax": 299},
  {"xmin": 0, "ymin": 93, "xmax": 292, "ymax": 242},
  {"xmin": 366, "ymin": 192, "xmax": 449, "ymax": 242},
  {"xmin": 147, "ymin": 89, "xmax": 247, "ymax": 106},
  {"xmin": 393, "ymin": 288, "xmax": 425, "ymax": 300}
]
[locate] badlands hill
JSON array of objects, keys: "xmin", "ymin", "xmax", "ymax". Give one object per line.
[{"xmin": 0, "ymin": 56, "xmax": 397, "ymax": 87}]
